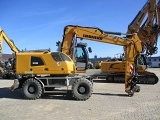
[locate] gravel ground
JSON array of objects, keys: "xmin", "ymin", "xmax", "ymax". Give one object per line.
[{"xmin": 0, "ymin": 68, "xmax": 160, "ymax": 120}]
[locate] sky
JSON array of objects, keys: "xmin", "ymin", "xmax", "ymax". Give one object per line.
[{"xmin": 0, "ymin": 0, "xmax": 160, "ymax": 58}]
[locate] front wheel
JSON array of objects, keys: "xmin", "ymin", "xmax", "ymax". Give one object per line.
[
  {"xmin": 22, "ymin": 78, "xmax": 42, "ymax": 100},
  {"xmin": 72, "ymin": 78, "xmax": 93, "ymax": 101}
]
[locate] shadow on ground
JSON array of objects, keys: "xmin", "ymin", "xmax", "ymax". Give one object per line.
[
  {"xmin": 0, "ymin": 88, "xmax": 76, "ymax": 101},
  {"xmin": 93, "ymin": 92, "xmax": 128, "ymax": 97},
  {"xmin": 0, "ymin": 87, "xmax": 128, "ymax": 100},
  {"xmin": 93, "ymin": 79, "xmax": 124, "ymax": 84},
  {"xmin": 93, "ymin": 79, "xmax": 107, "ymax": 83},
  {"xmin": 0, "ymin": 87, "xmax": 23, "ymax": 99},
  {"xmin": 0, "ymin": 78, "xmax": 14, "ymax": 80},
  {"xmin": 41, "ymin": 91, "xmax": 76, "ymax": 101}
]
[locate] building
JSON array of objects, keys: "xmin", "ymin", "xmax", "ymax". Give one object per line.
[
  {"xmin": 146, "ymin": 56, "xmax": 160, "ymax": 68},
  {"xmin": 89, "ymin": 55, "xmax": 160, "ymax": 68}
]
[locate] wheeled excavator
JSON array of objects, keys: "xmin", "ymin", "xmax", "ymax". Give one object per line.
[
  {"xmin": 55, "ymin": 1, "xmax": 159, "ymax": 95},
  {"xmin": 99, "ymin": 0, "xmax": 160, "ymax": 84},
  {"xmin": 0, "ymin": 28, "xmax": 93, "ymax": 100},
  {"xmin": 2, "ymin": 0, "xmax": 158, "ymax": 98},
  {"xmin": 57, "ymin": 24, "xmax": 146, "ymax": 96}
]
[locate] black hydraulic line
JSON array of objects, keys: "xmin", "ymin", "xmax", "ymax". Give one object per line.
[
  {"xmin": 103, "ymin": 31, "xmax": 132, "ymax": 36},
  {"xmin": 104, "ymin": 31, "xmax": 122, "ymax": 35},
  {"xmin": 129, "ymin": 11, "xmax": 141, "ymax": 27},
  {"xmin": 140, "ymin": 18, "xmax": 148, "ymax": 30},
  {"xmin": 129, "ymin": 0, "xmax": 149, "ymax": 27}
]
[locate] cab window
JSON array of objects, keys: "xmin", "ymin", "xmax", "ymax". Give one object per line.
[
  {"xmin": 31, "ymin": 56, "xmax": 44, "ymax": 66},
  {"xmin": 76, "ymin": 47, "xmax": 85, "ymax": 62}
]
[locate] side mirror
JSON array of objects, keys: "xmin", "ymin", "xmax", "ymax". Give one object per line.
[
  {"xmin": 56, "ymin": 41, "xmax": 61, "ymax": 46},
  {"xmin": 56, "ymin": 41, "xmax": 62, "ymax": 52},
  {"xmin": 88, "ymin": 47, "xmax": 92, "ymax": 53}
]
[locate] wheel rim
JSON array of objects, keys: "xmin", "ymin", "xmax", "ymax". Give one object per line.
[
  {"xmin": 28, "ymin": 85, "xmax": 36, "ymax": 94},
  {"xmin": 78, "ymin": 85, "xmax": 88, "ymax": 95}
]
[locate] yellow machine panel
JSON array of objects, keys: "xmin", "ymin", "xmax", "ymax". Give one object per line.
[
  {"xmin": 16, "ymin": 52, "xmax": 75, "ymax": 75},
  {"xmin": 101, "ymin": 61, "xmax": 125, "ymax": 73},
  {"xmin": 101, "ymin": 61, "xmax": 145, "ymax": 73}
]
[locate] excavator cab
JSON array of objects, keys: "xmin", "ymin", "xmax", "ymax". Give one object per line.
[
  {"xmin": 74, "ymin": 43, "xmax": 90, "ymax": 70},
  {"xmin": 56, "ymin": 40, "xmax": 91, "ymax": 71}
]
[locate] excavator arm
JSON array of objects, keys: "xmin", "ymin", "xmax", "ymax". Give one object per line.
[
  {"xmin": 61, "ymin": 25, "xmax": 142, "ymax": 95},
  {"xmin": 127, "ymin": 0, "xmax": 156, "ymax": 34},
  {"xmin": 61, "ymin": 25, "xmax": 133, "ymax": 55},
  {"xmin": 137, "ymin": 0, "xmax": 160, "ymax": 56},
  {"xmin": 127, "ymin": 0, "xmax": 160, "ymax": 56},
  {"xmin": 0, "ymin": 28, "xmax": 19, "ymax": 54},
  {"xmin": 158, "ymin": 0, "xmax": 160, "ymax": 26}
]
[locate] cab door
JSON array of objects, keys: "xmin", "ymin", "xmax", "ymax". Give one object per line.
[{"xmin": 75, "ymin": 46, "xmax": 88, "ymax": 70}]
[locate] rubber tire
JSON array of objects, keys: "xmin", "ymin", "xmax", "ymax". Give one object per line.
[
  {"xmin": 72, "ymin": 78, "xmax": 93, "ymax": 101},
  {"xmin": 22, "ymin": 78, "xmax": 42, "ymax": 100}
]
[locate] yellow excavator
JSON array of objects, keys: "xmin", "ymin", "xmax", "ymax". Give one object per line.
[
  {"xmin": 99, "ymin": 0, "xmax": 160, "ymax": 84},
  {"xmin": 57, "ymin": 24, "xmax": 146, "ymax": 96},
  {"xmin": 1, "ymin": 0, "xmax": 158, "ymax": 99},
  {"xmin": 57, "ymin": 0, "xmax": 159, "ymax": 94},
  {"xmin": 0, "ymin": 28, "xmax": 93, "ymax": 100}
]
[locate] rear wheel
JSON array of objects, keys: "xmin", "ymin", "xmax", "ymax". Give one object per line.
[
  {"xmin": 72, "ymin": 78, "xmax": 93, "ymax": 101},
  {"xmin": 22, "ymin": 78, "xmax": 42, "ymax": 100}
]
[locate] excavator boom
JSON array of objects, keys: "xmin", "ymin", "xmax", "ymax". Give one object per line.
[
  {"xmin": 127, "ymin": 0, "xmax": 159, "ymax": 56},
  {"xmin": 158, "ymin": 0, "xmax": 160, "ymax": 26},
  {"xmin": 61, "ymin": 25, "xmax": 132, "ymax": 56},
  {"xmin": 127, "ymin": 0, "xmax": 156, "ymax": 34},
  {"xmin": 0, "ymin": 28, "xmax": 19, "ymax": 54}
]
